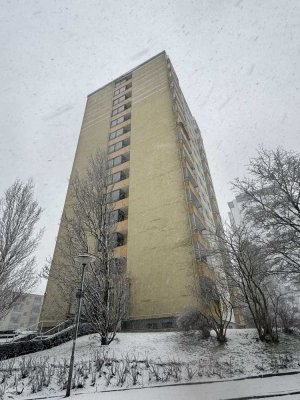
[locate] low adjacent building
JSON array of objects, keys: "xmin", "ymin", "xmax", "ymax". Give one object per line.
[{"xmin": 0, "ymin": 294, "xmax": 43, "ymax": 332}]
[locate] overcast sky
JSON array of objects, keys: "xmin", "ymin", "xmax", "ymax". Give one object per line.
[{"xmin": 1, "ymin": 0, "xmax": 299, "ymax": 294}]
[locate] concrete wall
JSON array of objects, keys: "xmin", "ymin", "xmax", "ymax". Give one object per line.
[
  {"xmin": 126, "ymin": 54, "xmax": 197, "ymax": 321},
  {"xmin": 40, "ymin": 83, "xmax": 114, "ymax": 327}
]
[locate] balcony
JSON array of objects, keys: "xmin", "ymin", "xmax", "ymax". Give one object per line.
[
  {"xmin": 108, "ymin": 189, "xmax": 126, "ymax": 203},
  {"xmin": 107, "ymin": 153, "xmax": 130, "ymax": 169},
  {"xmin": 111, "ymin": 112, "xmax": 131, "ymax": 128},
  {"xmin": 115, "ymin": 74, "xmax": 132, "ymax": 88},
  {"xmin": 181, "ymin": 147, "xmax": 195, "ymax": 171},
  {"xmin": 110, "ymin": 209, "xmax": 125, "ymax": 223},
  {"xmin": 109, "ymin": 178, "xmax": 129, "ymax": 193},
  {"xmin": 114, "ymin": 83, "xmax": 132, "ymax": 97},
  {"xmin": 187, "ymin": 187, "xmax": 202, "ymax": 210},
  {"xmin": 190, "ymin": 213, "xmax": 205, "ymax": 232},
  {"xmin": 113, "ymin": 244, "xmax": 127, "ymax": 258},
  {"xmin": 112, "ymin": 91, "xmax": 132, "ymax": 107},
  {"xmin": 178, "ymin": 130, "xmax": 192, "ymax": 154},
  {"xmin": 193, "ymin": 230, "xmax": 209, "ymax": 249},
  {"xmin": 184, "ymin": 167, "xmax": 197, "ymax": 189},
  {"xmin": 188, "ymin": 203, "xmax": 206, "ymax": 229},
  {"xmin": 111, "ymin": 161, "xmax": 130, "ymax": 175},
  {"xmin": 108, "ymin": 144, "xmax": 130, "ymax": 160},
  {"xmin": 112, "ymin": 196, "xmax": 128, "ymax": 210},
  {"xmin": 115, "ymin": 219, "xmax": 128, "ymax": 234},
  {"xmin": 194, "ymin": 242, "xmax": 209, "ymax": 264},
  {"xmin": 109, "ymin": 132, "xmax": 130, "ymax": 147},
  {"xmin": 109, "ymin": 124, "xmax": 131, "ymax": 141},
  {"xmin": 111, "ymin": 232, "xmax": 124, "ymax": 247},
  {"xmin": 111, "ymin": 102, "xmax": 131, "ymax": 118},
  {"xmin": 108, "ymin": 170, "xmax": 129, "ymax": 185}
]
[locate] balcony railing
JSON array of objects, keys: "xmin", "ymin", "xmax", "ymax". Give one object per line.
[
  {"xmin": 187, "ymin": 188, "xmax": 201, "ymax": 210},
  {"xmin": 190, "ymin": 213, "xmax": 205, "ymax": 232},
  {"xmin": 194, "ymin": 243, "xmax": 208, "ymax": 264},
  {"xmin": 184, "ymin": 167, "xmax": 197, "ymax": 188}
]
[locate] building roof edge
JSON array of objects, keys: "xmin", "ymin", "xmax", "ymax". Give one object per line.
[{"xmin": 87, "ymin": 51, "xmax": 167, "ymax": 98}]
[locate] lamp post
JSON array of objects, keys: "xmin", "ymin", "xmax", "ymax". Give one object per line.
[{"xmin": 65, "ymin": 253, "xmax": 96, "ymax": 398}]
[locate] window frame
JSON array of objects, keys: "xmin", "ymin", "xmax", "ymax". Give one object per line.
[
  {"xmin": 109, "ymin": 124, "xmax": 131, "ymax": 140},
  {"xmin": 109, "ymin": 189, "xmax": 125, "ymax": 203},
  {"xmin": 113, "ymin": 95, "xmax": 126, "ymax": 106}
]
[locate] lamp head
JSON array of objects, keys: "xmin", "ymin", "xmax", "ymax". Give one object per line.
[{"xmin": 74, "ymin": 253, "xmax": 96, "ymax": 265}]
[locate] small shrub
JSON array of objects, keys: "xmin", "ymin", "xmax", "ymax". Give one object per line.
[{"xmin": 176, "ymin": 309, "xmax": 210, "ymax": 338}]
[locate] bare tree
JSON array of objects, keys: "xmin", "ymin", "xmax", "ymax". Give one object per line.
[
  {"xmin": 211, "ymin": 223, "xmax": 280, "ymax": 342},
  {"xmin": 176, "ymin": 276, "xmax": 233, "ymax": 343},
  {"xmin": 46, "ymin": 151, "xmax": 128, "ymax": 345},
  {"xmin": 83, "ymin": 258, "xmax": 128, "ymax": 344},
  {"xmin": 232, "ymin": 147, "xmax": 300, "ymax": 279},
  {"xmin": 195, "ymin": 275, "xmax": 233, "ymax": 343},
  {"xmin": 277, "ymin": 294, "xmax": 300, "ymax": 334},
  {"xmin": 0, "ymin": 179, "xmax": 42, "ymax": 319}
]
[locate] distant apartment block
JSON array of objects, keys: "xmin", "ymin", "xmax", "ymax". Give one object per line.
[
  {"xmin": 0, "ymin": 294, "xmax": 43, "ymax": 331},
  {"xmin": 228, "ymin": 194, "xmax": 247, "ymax": 227}
]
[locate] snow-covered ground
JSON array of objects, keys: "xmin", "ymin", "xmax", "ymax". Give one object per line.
[{"xmin": 1, "ymin": 329, "xmax": 300, "ymax": 399}]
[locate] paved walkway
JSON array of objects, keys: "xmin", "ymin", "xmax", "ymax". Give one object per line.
[{"xmin": 23, "ymin": 372, "xmax": 300, "ymax": 400}]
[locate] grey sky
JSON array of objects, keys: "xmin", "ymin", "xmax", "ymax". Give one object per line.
[{"xmin": 1, "ymin": 0, "xmax": 299, "ymax": 294}]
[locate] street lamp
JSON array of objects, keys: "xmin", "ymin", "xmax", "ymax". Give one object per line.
[{"xmin": 65, "ymin": 253, "xmax": 96, "ymax": 398}]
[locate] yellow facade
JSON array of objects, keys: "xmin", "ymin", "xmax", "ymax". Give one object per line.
[{"xmin": 40, "ymin": 52, "xmax": 224, "ymax": 330}]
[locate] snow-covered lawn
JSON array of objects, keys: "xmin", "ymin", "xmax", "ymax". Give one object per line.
[{"xmin": 1, "ymin": 329, "xmax": 300, "ymax": 399}]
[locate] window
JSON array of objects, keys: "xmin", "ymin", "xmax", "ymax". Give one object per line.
[
  {"xmin": 114, "ymin": 86, "xmax": 126, "ymax": 96},
  {"xmin": 115, "ymin": 74, "xmax": 132, "ymax": 88},
  {"xmin": 109, "ymin": 189, "xmax": 125, "ymax": 202},
  {"xmin": 108, "ymin": 138, "xmax": 130, "ymax": 154},
  {"xmin": 190, "ymin": 213, "xmax": 205, "ymax": 231},
  {"xmin": 113, "ymin": 95, "xmax": 125, "ymax": 106},
  {"xmin": 111, "ymin": 115, "xmax": 124, "ymax": 127},
  {"xmin": 107, "ymin": 153, "xmax": 130, "ymax": 169},
  {"xmin": 109, "ymin": 125, "xmax": 130, "ymax": 140},
  {"xmin": 110, "ymin": 128, "xmax": 124, "ymax": 140},
  {"xmin": 114, "ymin": 82, "xmax": 132, "ymax": 96},
  {"xmin": 108, "ymin": 171, "xmax": 126, "ymax": 185},
  {"xmin": 108, "ymin": 141, "xmax": 122, "ymax": 154},
  {"xmin": 111, "ymin": 113, "xmax": 130, "ymax": 128},
  {"xmin": 111, "ymin": 232, "xmax": 124, "ymax": 247},
  {"xmin": 112, "ymin": 102, "xmax": 131, "ymax": 117},
  {"xmin": 112, "ymin": 91, "xmax": 131, "ymax": 106},
  {"xmin": 112, "ymin": 104, "xmax": 125, "ymax": 116},
  {"xmin": 110, "ymin": 209, "xmax": 125, "ymax": 223},
  {"xmin": 115, "ymin": 78, "xmax": 127, "ymax": 87},
  {"xmin": 187, "ymin": 189, "xmax": 201, "ymax": 210},
  {"xmin": 107, "ymin": 156, "xmax": 122, "ymax": 169}
]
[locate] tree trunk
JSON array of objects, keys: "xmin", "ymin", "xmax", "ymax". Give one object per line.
[{"xmin": 101, "ymin": 334, "xmax": 108, "ymax": 345}]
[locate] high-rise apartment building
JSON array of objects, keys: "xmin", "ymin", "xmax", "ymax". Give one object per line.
[
  {"xmin": 40, "ymin": 51, "xmax": 225, "ymax": 330},
  {"xmin": 228, "ymin": 194, "xmax": 247, "ymax": 227}
]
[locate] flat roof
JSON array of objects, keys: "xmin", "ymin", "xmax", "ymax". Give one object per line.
[{"xmin": 87, "ymin": 51, "xmax": 167, "ymax": 98}]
